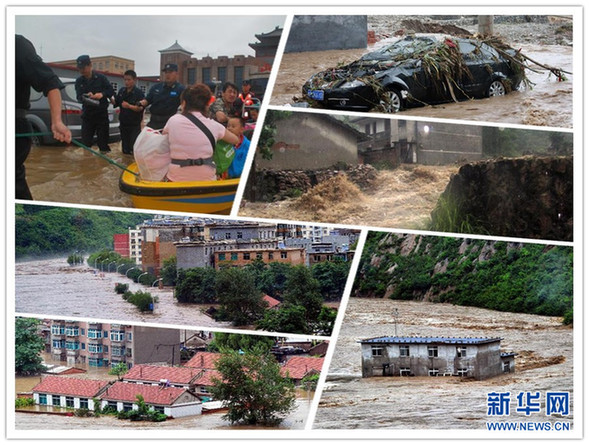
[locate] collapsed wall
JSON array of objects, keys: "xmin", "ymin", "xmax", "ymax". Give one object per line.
[
  {"xmin": 247, "ymin": 164, "xmax": 378, "ymax": 202},
  {"xmin": 430, "ymin": 156, "xmax": 573, "ymax": 241}
]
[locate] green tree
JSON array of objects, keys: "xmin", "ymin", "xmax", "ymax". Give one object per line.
[
  {"xmin": 312, "ymin": 258, "xmax": 350, "ymax": 301},
  {"xmin": 108, "ymin": 362, "xmax": 129, "ymax": 380},
  {"xmin": 207, "ymin": 333, "xmax": 275, "ymax": 353},
  {"xmin": 175, "ymin": 267, "xmax": 217, "ymax": 304},
  {"xmin": 215, "ymin": 268, "xmax": 266, "ymax": 325},
  {"xmin": 210, "ymin": 347, "xmax": 296, "ymax": 425},
  {"xmin": 256, "ymin": 304, "xmax": 309, "ymax": 334},
  {"xmin": 283, "ymin": 266, "xmax": 323, "ymax": 322},
  {"xmin": 259, "ymin": 262, "xmax": 292, "ymax": 298},
  {"xmin": 15, "ymin": 318, "xmax": 46, "ymax": 375},
  {"xmin": 160, "ymin": 256, "xmax": 177, "ymax": 286}
]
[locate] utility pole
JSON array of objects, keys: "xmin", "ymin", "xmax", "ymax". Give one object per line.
[
  {"xmin": 478, "ymin": 16, "xmax": 494, "ymax": 36},
  {"xmin": 393, "ymin": 308, "xmax": 399, "ymax": 337}
]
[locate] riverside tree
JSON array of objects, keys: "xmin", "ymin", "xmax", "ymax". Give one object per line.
[
  {"xmin": 215, "ymin": 267, "xmax": 266, "ymax": 325},
  {"xmin": 211, "ymin": 347, "xmax": 296, "ymax": 425},
  {"xmin": 15, "ymin": 318, "xmax": 46, "ymax": 375}
]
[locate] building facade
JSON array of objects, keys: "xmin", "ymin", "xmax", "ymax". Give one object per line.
[
  {"xmin": 359, "ymin": 336, "xmax": 515, "ymax": 380},
  {"xmin": 113, "ymin": 234, "xmax": 130, "ymax": 258},
  {"xmin": 213, "ymin": 247, "xmax": 305, "ymax": 269},
  {"xmin": 49, "ymin": 321, "xmax": 181, "ymax": 368},
  {"xmin": 51, "ymin": 55, "xmax": 135, "ymax": 75}
]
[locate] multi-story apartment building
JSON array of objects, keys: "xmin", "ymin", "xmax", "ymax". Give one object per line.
[
  {"xmin": 129, "ymin": 228, "xmax": 142, "ymax": 265},
  {"xmin": 212, "ymin": 247, "xmax": 305, "ymax": 269},
  {"xmin": 49, "ymin": 320, "xmax": 181, "ymax": 368}
]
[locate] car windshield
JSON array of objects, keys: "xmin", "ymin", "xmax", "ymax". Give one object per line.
[{"xmin": 381, "ymin": 37, "xmax": 437, "ymax": 56}]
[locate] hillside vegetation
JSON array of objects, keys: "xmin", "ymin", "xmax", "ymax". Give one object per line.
[
  {"xmin": 15, "ymin": 205, "xmax": 149, "ymax": 258},
  {"xmin": 354, "ymin": 232, "xmax": 573, "ymax": 323}
]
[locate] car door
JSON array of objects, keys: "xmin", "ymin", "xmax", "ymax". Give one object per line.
[{"xmin": 457, "ymin": 40, "xmax": 496, "ymax": 97}]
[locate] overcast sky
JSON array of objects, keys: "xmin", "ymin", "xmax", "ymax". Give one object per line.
[{"xmin": 16, "ymin": 15, "xmax": 285, "ymax": 76}]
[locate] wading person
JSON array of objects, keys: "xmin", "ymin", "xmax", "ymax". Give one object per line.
[
  {"xmin": 140, "ymin": 63, "xmax": 185, "ymax": 130},
  {"xmin": 75, "ymin": 55, "xmax": 114, "ymax": 153},
  {"xmin": 163, "ymin": 83, "xmax": 238, "ymax": 182},
  {"xmin": 114, "ymin": 70, "xmax": 145, "ymax": 154},
  {"xmin": 15, "ymin": 34, "xmax": 71, "ymax": 200}
]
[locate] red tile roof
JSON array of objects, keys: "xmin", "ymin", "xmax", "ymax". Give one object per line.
[
  {"xmin": 101, "ymin": 382, "xmax": 195, "ymax": 406},
  {"xmin": 193, "ymin": 369, "xmax": 222, "ymax": 387},
  {"xmin": 184, "ymin": 352, "xmax": 221, "ymax": 370},
  {"xmin": 263, "ymin": 294, "xmax": 281, "ymax": 309},
  {"xmin": 32, "ymin": 375, "xmax": 110, "ymax": 398},
  {"xmin": 282, "ymin": 356, "xmax": 325, "ymax": 380},
  {"xmin": 123, "ymin": 365, "xmax": 201, "ymax": 385}
]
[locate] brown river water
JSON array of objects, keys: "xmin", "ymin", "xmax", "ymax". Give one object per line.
[
  {"xmin": 15, "ymin": 257, "xmax": 231, "ymax": 329},
  {"xmin": 313, "ymin": 298, "xmax": 574, "ymax": 430}
]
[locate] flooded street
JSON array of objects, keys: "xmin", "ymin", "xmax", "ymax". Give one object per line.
[
  {"xmin": 15, "ymin": 257, "xmax": 231, "ymax": 329},
  {"xmin": 313, "ymin": 298, "xmax": 574, "ymax": 430},
  {"xmin": 25, "ymin": 141, "xmax": 134, "ymax": 208},
  {"xmin": 271, "ymin": 43, "xmax": 573, "ymax": 129},
  {"xmin": 240, "ymin": 164, "xmax": 459, "ymax": 230}
]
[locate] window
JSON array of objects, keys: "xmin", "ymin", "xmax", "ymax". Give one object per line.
[
  {"xmin": 503, "ymin": 362, "xmax": 510, "ymax": 373},
  {"xmin": 427, "ymin": 346, "xmax": 438, "ymax": 358},
  {"xmin": 127, "ymin": 333, "xmax": 132, "ymax": 341},
  {"xmin": 217, "ymin": 66, "xmax": 227, "ymax": 82},
  {"xmin": 81, "ymin": 343, "xmax": 85, "ymax": 350},
  {"xmin": 457, "ymin": 368, "xmax": 468, "ymax": 377},
  {"xmin": 237, "ymin": 231, "xmax": 243, "ymax": 239},
  {"xmin": 456, "ymin": 346, "xmax": 467, "ymax": 358},
  {"xmin": 280, "ymin": 251, "xmax": 288, "ymax": 259},
  {"xmin": 268, "ymin": 252, "xmax": 274, "ymax": 260},
  {"xmin": 110, "ymin": 331, "xmax": 125, "ymax": 342},
  {"xmin": 231, "ymin": 252, "xmax": 238, "ymax": 261},
  {"xmin": 202, "ymin": 67, "xmax": 211, "ymax": 83},
  {"xmin": 51, "ymin": 325, "xmax": 65, "ymax": 335},
  {"xmin": 243, "ymin": 253, "xmax": 251, "ymax": 260},
  {"xmin": 88, "ymin": 329, "xmax": 102, "ymax": 339},
  {"xmin": 187, "ymin": 67, "xmax": 196, "ymax": 85},
  {"xmin": 88, "ymin": 344, "xmax": 103, "ymax": 353},
  {"xmin": 52, "ymin": 339, "xmax": 65, "ymax": 348},
  {"xmin": 152, "ymin": 405, "xmax": 165, "ymax": 414},
  {"xmin": 123, "ymin": 402, "xmax": 133, "ymax": 412},
  {"xmin": 371, "ymin": 345, "xmax": 383, "ymax": 356},
  {"xmin": 107, "ymin": 401, "xmax": 118, "ymax": 410},
  {"xmin": 225, "ymin": 232, "xmax": 231, "ymax": 239},
  {"xmin": 256, "ymin": 253, "xmax": 263, "ymax": 260},
  {"xmin": 428, "ymin": 368, "xmax": 440, "ymax": 376},
  {"xmin": 81, "ymin": 328, "xmax": 85, "ymax": 336},
  {"xmin": 103, "ymin": 331, "xmax": 109, "ymax": 338},
  {"xmin": 65, "ymin": 341, "xmax": 80, "ymax": 350},
  {"xmin": 234, "ymin": 66, "xmax": 244, "ymax": 86},
  {"xmin": 111, "ymin": 346, "xmax": 125, "ymax": 356},
  {"xmin": 65, "ymin": 326, "xmax": 79, "ymax": 336},
  {"xmin": 79, "ymin": 398, "xmax": 89, "ymax": 409},
  {"xmin": 200, "ymin": 386, "xmax": 210, "ymax": 394},
  {"xmin": 39, "ymin": 394, "xmax": 47, "ymax": 405},
  {"xmin": 399, "ymin": 368, "xmax": 411, "ymax": 376},
  {"xmin": 399, "ymin": 345, "xmax": 410, "ymax": 357},
  {"xmin": 218, "ymin": 253, "xmax": 226, "ymax": 261},
  {"xmin": 66, "ymin": 396, "xmax": 74, "ymax": 408},
  {"xmin": 52, "ymin": 395, "xmax": 61, "ymax": 406},
  {"xmin": 89, "ymin": 358, "xmax": 104, "ymax": 367}
]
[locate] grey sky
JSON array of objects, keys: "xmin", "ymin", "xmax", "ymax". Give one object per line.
[{"xmin": 15, "ymin": 15, "xmax": 285, "ymax": 76}]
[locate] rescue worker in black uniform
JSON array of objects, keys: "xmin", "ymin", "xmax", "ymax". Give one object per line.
[
  {"xmin": 75, "ymin": 55, "xmax": 114, "ymax": 153},
  {"xmin": 139, "ymin": 63, "xmax": 185, "ymax": 130},
  {"xmin": 114, "ymin": 69, "xmax": 145, "ymax": 154},
  {"xmin": 15, "ymin": 34, "xmax": 72, "ymax": 200}
]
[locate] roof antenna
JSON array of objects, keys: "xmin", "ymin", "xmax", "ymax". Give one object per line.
[{"xmin": 393, "ymin": 308, "xmax": 399, "ymax": 337}]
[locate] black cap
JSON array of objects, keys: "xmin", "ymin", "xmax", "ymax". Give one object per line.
[
  {"xmin": 76, "ymin": 55, "xmax": 91, "ymax": 68},
  {"xmin": 242, "ymin": 79, "xmax": 251, "ymax": 85},
  {"xmin": 162, "ymin": 63, "xmax": 178, "ymax": 72}
]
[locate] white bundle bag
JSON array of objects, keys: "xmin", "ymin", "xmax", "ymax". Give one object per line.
[{"xmin": 133, "ymin": 127, "xmax": 171, "ymax": 181}]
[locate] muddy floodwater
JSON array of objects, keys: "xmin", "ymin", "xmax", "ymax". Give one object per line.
[
  {"xmin": 313, "ymin": 298, "xmax": 574, "ymax": 430},
  {"xmin": 240, "ymin": 165, "xmax": 459, "ymax": 229},
  {"xmin": 25, "ymin": 140, "xmax": 134, "ymax": 208},
  {"xmin": 15, "ymin": 257, "xmax": 231, "ymax": 329},
  {"xmin": 272, "ymin": 43, "xmax": 573, "ymax": 129}
]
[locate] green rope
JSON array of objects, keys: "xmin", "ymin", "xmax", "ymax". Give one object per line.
[{"xmin": 16, "ymin": 131, "xmax": 139, "ymax": 177}]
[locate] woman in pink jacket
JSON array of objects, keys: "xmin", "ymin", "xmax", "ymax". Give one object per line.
[{"xmin": 163, "ymin": 83, "xmax": 238, "ymax": 182}]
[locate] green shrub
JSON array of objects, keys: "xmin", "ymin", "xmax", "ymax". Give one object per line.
[
  {"xmin": 15, "ymin": 397, "xmax": 34, "ymax": 408},
  {"xmin": 74, "ymin": 408, "xmax": 93, "ymax": 417},
  {"xmin": 115, "ymin": 283, "xmax": 129, "ymax": 294},
  {"xmin": 127, "ymin": 291, "xmax": 157, "ymax": 312}
]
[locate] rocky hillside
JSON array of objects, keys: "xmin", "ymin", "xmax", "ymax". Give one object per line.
[{"xmin": 354, "ymin": 232, "xmax": 573, "ymax": 323}]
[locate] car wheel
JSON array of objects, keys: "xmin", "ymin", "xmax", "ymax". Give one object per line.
[
  {"xmin": 379, "ymin": 89, "xmax": 403, "ymax": 113},
  {"xmin": 487, "ymin": 80, "xmax": 506, "ymax": 97},
  {"xmin": 29, "ymin": 125, "xmax": 41, "ymax": 146}
]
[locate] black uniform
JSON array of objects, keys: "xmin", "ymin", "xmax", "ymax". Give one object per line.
[
  {"xmin": 75, "ymin": 71, "xmax": 114, "ymax": 152},
  {"xmin": 145, "ymin": 81, "xmax": 185, "ymax": 130},
  {"xmin": 114, "ymin": 86, "xmax": 145, "ymax": 154},
  {"xmin": 15, "ymin": 34, "xmax": 64, "ymax": 200}
]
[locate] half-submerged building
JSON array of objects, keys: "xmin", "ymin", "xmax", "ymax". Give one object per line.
[{"xmin": 359, "ymin": 336, "xmax": 516, "ymax": 380}]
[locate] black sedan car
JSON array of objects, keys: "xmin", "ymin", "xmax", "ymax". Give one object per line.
[{"xmin": 302, "ymin": 35, "xmax": 525, "ymax": 112}]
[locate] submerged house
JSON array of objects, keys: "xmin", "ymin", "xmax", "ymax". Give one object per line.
[
  {"xmin": 359, "ymin": 336, "xmax": 516, "ymax": 380},
  {"xmin": 31, "ymin": 376, "xmax": 110, "ymax": 410}
]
